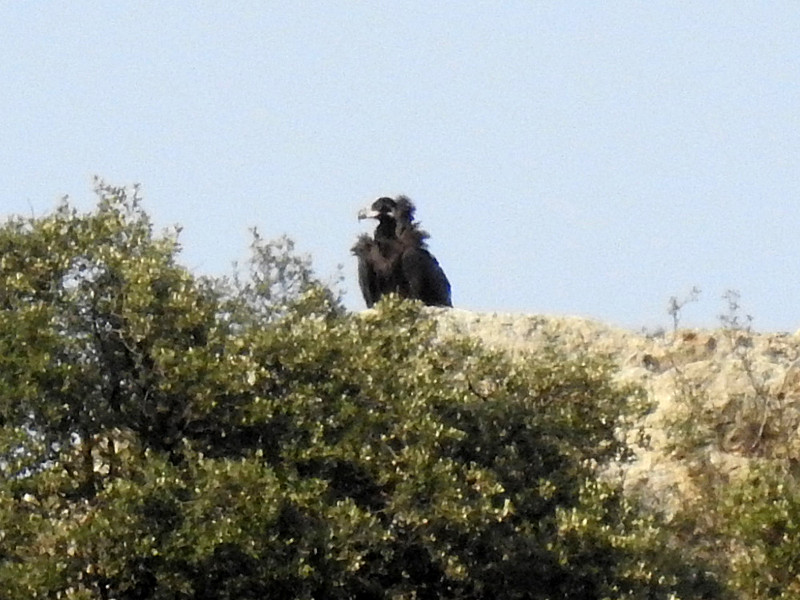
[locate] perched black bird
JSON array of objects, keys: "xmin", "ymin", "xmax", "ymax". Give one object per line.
[{"xmin": 352, "ymin": 196, "xmax": 452, "ymax": 308}]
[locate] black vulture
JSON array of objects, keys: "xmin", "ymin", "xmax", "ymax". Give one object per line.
[{"xmin": 351, "ymin": 195, "xmax": 452, "ymax": 308}]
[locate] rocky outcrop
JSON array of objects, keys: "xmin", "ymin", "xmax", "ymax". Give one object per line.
[{"xmin": 436, "ymin": 309, "xmax": 800, "ymax": 518}]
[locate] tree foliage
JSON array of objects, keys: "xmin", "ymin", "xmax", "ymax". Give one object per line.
[
  {"xmin": 0, "ymin": 184, "xmax": 722, "ymax": 599},
  {"xmin": 716, "ymin": 464, "xmax": 800, "ymax": 600}
]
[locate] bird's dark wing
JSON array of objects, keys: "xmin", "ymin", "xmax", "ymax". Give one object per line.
[
  {"xmin": 352, "ymin": 236, "xmax": 381, "ymax": 308},
  {"xmin": 400, "ymin": 246, "xmax": 452, "ymax": 307},
  {"xmin": 357, "ymin": 254, "xmax": 379, "ymax": 308}
]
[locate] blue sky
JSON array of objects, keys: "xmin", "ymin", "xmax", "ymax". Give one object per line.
[{"xmin": 2, "ymin": 3, "xmax": 799, "ymax": 331}]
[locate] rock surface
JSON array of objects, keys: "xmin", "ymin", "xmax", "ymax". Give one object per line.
[{"xmin": 435, "ymin": 308, "xmax": 800, "ymax": 518}]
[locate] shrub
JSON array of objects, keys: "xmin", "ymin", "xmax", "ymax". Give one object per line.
[
  {"xmin": 0, "ymin": 184, "xmax": 722, "ymax": 598},
  {"xmin": 717, "ymin": 464, "xmax": 800, "ymax": 600}
]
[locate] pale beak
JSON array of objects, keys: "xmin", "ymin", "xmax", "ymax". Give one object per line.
[{"xmin": 357, "ymin": 207, "xmax": 379, "ymax": 220}]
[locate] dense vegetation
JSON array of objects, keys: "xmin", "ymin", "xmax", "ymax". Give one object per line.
[{"xmin": 0, "ymin": 183, "xmax": 794, "ymax": 599}]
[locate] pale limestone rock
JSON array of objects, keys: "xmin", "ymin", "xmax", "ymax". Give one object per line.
[{"xmin": 434, "ymin": 309, "xmax": 800, "ymax": 519}]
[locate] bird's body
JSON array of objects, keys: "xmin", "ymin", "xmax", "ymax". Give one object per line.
[{"xmin": 352, "ymin": 196, "xmax": 452, "ymax": 308}]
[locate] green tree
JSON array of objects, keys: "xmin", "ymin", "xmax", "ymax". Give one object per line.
[
  {"xmin": 0, "ymin": 183, "xmax": 723, "ymax": 599},
  {"xmin": 709, "ymin": 464, "xmax": 800, "ymax": 600}
]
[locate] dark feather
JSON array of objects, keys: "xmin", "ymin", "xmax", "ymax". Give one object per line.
[{"xmin": 352, "ymin": 196, "xmax": 452, "ymax": 308}]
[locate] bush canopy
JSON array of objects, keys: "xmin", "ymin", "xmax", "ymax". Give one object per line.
[{"xmin": 0, "ymin": 184, "xmax": 722, "ymax": 599}]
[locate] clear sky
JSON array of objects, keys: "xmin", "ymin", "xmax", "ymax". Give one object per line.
[{"xmin": 2, "ymin": 3, "xmax": 799, "ymax": 332}]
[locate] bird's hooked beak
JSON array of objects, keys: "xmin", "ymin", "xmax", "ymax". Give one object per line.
[
  {"xmin": 357, "ymin": 206, "xmax": 381, "ymax": 221},
  {"xmin": 358, "ymin": 196, "xmax": 396, "ymax": 221}
]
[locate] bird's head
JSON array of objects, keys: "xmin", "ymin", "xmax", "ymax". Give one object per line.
[
  {"xmin": 357, "ymin": 195, "xmax": 417, "ymax": 225},
  {"xmin": 357, "ymin": 196, "xmax": 397, "ymax": 222}
]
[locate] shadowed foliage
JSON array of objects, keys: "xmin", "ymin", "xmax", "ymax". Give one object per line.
[{"xmin": 0, "ymin": 184, "xmax": 726, "ymax": 599}]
